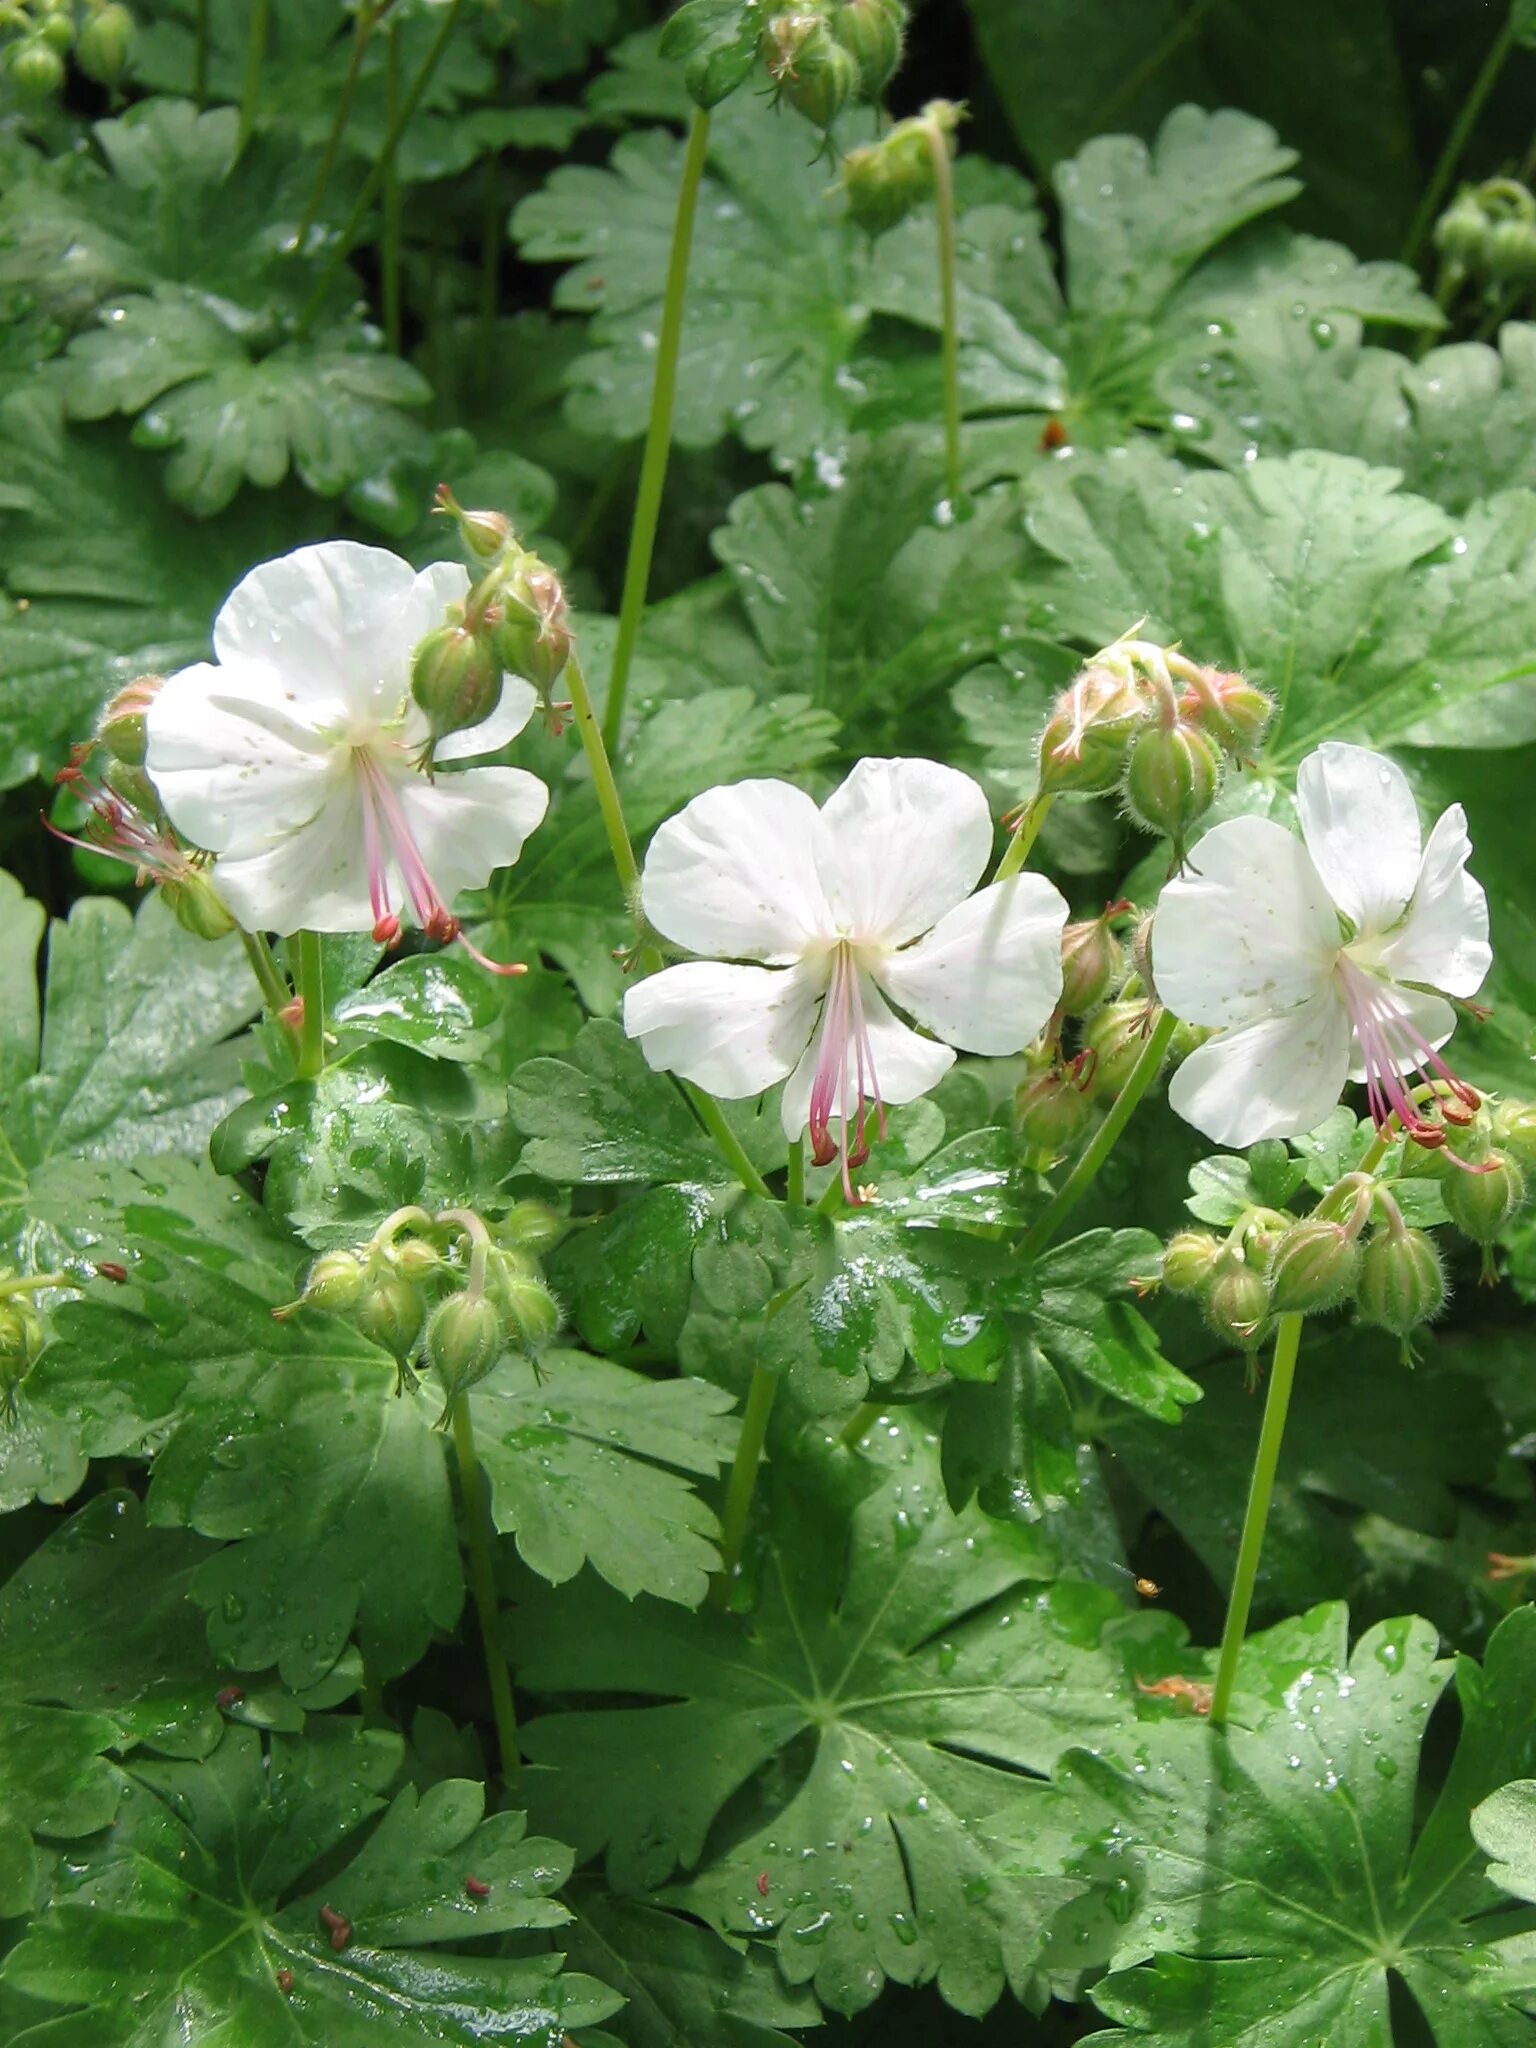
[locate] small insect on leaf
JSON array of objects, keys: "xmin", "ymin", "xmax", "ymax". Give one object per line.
[
  {"xmin": 1135, "ymin": 1673, "xmax": 1213, "ymax": 1716},
  {"xmin": 215, "ymin": 1685, "xmax": 244, "ymax": 1709},
  {"xmin": 756, "ymin": 1871, "xmax": 770, "ymax": 1896},
  {"xmin": 96, "ymin": 1261, "xmax": 128, "ymax": 1282},
  {"xmin": 276, "ymin": 1968, "xmax": 294, "ymax": 1995},
  {"xmin": 1135, "ymin": 1576, "xmax": 1161, "ymax": 1599},
  {"xmin": 1039, "ymin": 416, "xmax": 1069, "ymax": 451},
  {"xmin": 464, "ymin": 1874, "xmax": 491, "ymax": 1898},
  {"xmin": 319, "ymin": 1905, "xmax": 353, "ymax": 1951}
]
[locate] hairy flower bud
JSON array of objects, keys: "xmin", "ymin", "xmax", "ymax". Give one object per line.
[
  {"xmin": 1493, "ymin": 1100, "xmax": 1536, "ymax": 1167},
  {"xmin": 764, "ymin": 12, "xmax": 859, "ymax": 128},
  {"xmin": 302, "ymin": 1248, "xmax": 369, "ymax": 1312},
  {"xmin": 1202, "ymin": 1249, "xmax": 1269, "ymax": 1351},
  {"xmin": 97, "ymin": 675, "xmax": 163, "ymax": 767},
  {"xmin": 1122, "ymin": 719, "xmax": 1221, "ymax": 851},
  {"xmin": 388, "ymin": 1235, "xmax": 443, "ymax": 1283},
  {"xmin": 433, "ymin": 484, "xmax": 512, "ymax": 562},
  {"xmin": 1014, "ymin": 1063, "xmax": 1092, "ymax": 1166},
  {"xmin": 1266, "ymin": 1217, "xmax": 1360, "ymax": 1315},
  {"xmin": 483, "ymin": 554, "xmax": 570, "ymax": 696},
  {"xmin": 840, "ymin": 98, "xmax": 958, "ymax": 233},
  {"xmin": 0, "ymin": 1301, "xmax": 42, "ymax": 1415},
  {"xmin": 1485, "ymin": 216, "xmax": 1536, "ymax": 284},
  {"xmin": 163, "ymin": 869, "xmax": 238, "ymax": 942},
  {"xmin": 1434, "ymin": 187, "xmax": 1489, "ymax": 269},
  {"xmin": 1161, "ymin": 1229, "xmax": 1221, "ymax": 1296},
  {"xmin": 77, "ymin": 0, "xmax": 135, "ymax": 84},
  {"xmin": 1059, "ymin": 911, "xmax": 1125, "ymax": 1016},
  {"xmin": 1037, "ymin": 667, "xmax": 1147, "ymax": 796},
  {"xmin": 411, "ymin": 624, "xmax": 501, "ymax": 744},
  {"xmin": 5, "ymin": 34, "xmax": 64, "ymax": 94},
  {"xmin": 426, "ymin": 1292, "xmax": 503, "ymax": 1413},
  {"xmin": 495, "ymin": 1199, "xmax": 568, "ymax": 1256},
  {"xmin": 1443, "ymin": 1153, "xmax": 1526, "ymax": 1245},
  {"xmin": 830, "ymin": 0, "xmax": 905, "ymax": 100},
  {"xmin": 104, "ymin": 758, "xmax": 159, "ymax": 816},
  {"xmin": 1356, "ymin": 1227, "xmax": 1446, "ymax": 1342},
  {"xmin": 355, "ymin": 1274, "xmax": 425, "ymax": 1360},
  {"xmin": 491, "ymin": 1260, "xmax": 562, "ymax": 1351},
  {"xmin": 1178, "ymin": 666, "xmax": 1272, "ymax": 758},
  {"xmin": 1082, "ymin": 1000, "xmax": 1154, "ymax": 1099}
]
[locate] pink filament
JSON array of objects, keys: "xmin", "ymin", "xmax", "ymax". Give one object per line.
[
  {"xmin": 44, "ymin": 766, "xmax": 185, "ymax": 885},
  {"xmin": 807, "ymin": 945, "xmax": 886, "ymax": 1202},
  {"xmin": 353, "ymin": 750, "xmax": 523, "ymax": 977},
  {"xmin": 1334, "ymin": 956, "xmax": 1479, "ymax": 1156}
]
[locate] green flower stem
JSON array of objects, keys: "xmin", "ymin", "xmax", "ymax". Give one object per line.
[
  {"xmin": 381, "ymin": 22, "xmax": 403, "ymax": 353},
  {"xmin": 477, "ymin": 151, "xmax": 501, "ymax": 396},
  {"xmin": 709, "ymin": 1361, "xmax": 779, "ymax": 1609},
  {"xmin": 786, "ymin": 1136, "xmax": 805, "ymax": 1205},
  {"xmin": 1402, "ymin": 15, "xmax": 1517, "ymax": 267},
  {"xmin": 238, "ymin": 929, "xmax": 291, "ymax": 1017},
  {"xmin": 236, "ymin": 0, "xmax": 269, "ymax": 156},
  {"xmin": 993, "ymin": 792, "xmax": 1055, "ymax": 881},
  {"xmin": 1209, "ymin": 1310, "xmax": 1305, "ymax": 1725},
  {"xmin": 838, "ymin": 1398, "xmax": 880, "ymax": 1448},
  {"xmin": 564, "ymin": 646, "xmax": 771, "ymax": 1200},
  {"xmin": 192, "ymin": 0, "xmax": 209, "ymax": 106},
  {"xmin": 296, "ymin": 0, "xmax": 466, "ymax": 339},
  {"xmin": 927, "ymin": 114, "xmax": 962, "ymax": 511},
  {"xmin": 1016, "ymin": 1006, "xmax": 1178, "ymax": 1260},
  {"xmin": 0, "ymin": 1272, "xmax": 70, "ymax": 1297},
  {"xmin": 601, "ymin": 106, "xmax": 712, "ymax": 756},
  {"xmin": 296, "ymin": 0, "xmax": 386, "ymax": 246},
  {"xmin": 295, "ymin": 931, "xmax": 326, "ymax": 1081},
  {"xmin": 450, "ymin": 1399, "xmax": 521, "ymax": 1777}
]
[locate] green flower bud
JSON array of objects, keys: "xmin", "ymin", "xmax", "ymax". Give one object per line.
[
  {"xmin": 484, "ymin": 554, "xmax": 570, "ymax": 696},
  {"xmin": 839, "ymin": 137, "xmax": 927, "ymax": 235},
  {"xmin": 1266, "ymin": 1218, "xmax": 1360, "ymax": 1315},
  {"xmin": 163, "ymin": 869, "xmax": 237, "ymax": 942},
  {"xmin": 388, "ymin": 1235, "xmax": 444, "ymax": 1283},
  {"xmin": 1082, "ymin": 1000, "xmax": 1156, "ymax": 1100},
  {"xmin": 1161, "ymin": 1229, "xmax": 1221, "ymax": 1296},
  {"xmin": 492, "ymin": 1264, "xmax": 562, "ymax": 1351},
  {"xmin": 1494, "ymin": 1100, "xmax": 1536, "ymax": 1167},
  {"xmin": 1434, "ymin": 188, "xmax": 1489, "ymax": 269},
  {"xmin": 1356, "ymin": 1228, "xmax": 1446, "ymax": 1342},
  {"xmin": 1484, "ymin": 217, "xmax": 1536, "ymax": 284},
  {"xmin": 1178, "ymin": 666, "xmax": 1273, "ymax": 758},
  {"xmin": 426, "ymin": 1291, "xmax": 503, "ymax": 1413},
  {"xmin": 302, "ymin": 1248, "xmax": 370, "ymax": 1312},
  {"xmin": 1122, "ymin": 719, "xmax": 1221, "ymax": 852},
  {"xmin": 1036, "ymin": 667, "xmax": 1148, "ymax": 796},
  {"xmin": 104, "ymin": 758, "xmax": 159, "ymax": 816},
  {"xmin": 765, "ymin": 13, "xmax": 859, "ymax": 129},
  {"xmin": 1014, "ymin": 1065, "xmax": 1093, "ymax": 1166},
  {"xmin": 410, "ymin": 625, "xmax": 501, "ymax": 743},
  {"xmin": 356, "ymin": 1274, "xmax": 425, "ymax": 1360},
  {"xmin": 77, "ymin": 1, "xmax": 135, "ymax": 85},
  {"xmin": 433, "ymin": 484, "xmax": 512, "ymax": 562},
  {"xmin": 1059, "ymin": 912, "xmax": 1125, "ymax": 1016},
  {"xmin": 1443, "ymin": 1153, "xmax": 1526, "ymax": 1245},
  {"xmin": 6, "ymin": 35, "xmax": 65, "ymax": 95},
  {"xmin": 96, "ymin": 674, "xmax": 163, "ymax": 767},
  {"xmin": 1202, "ymin": 1249, "xmax": 1269, "ymax": 1352},
  {"xmin": 830, "ymin": 0, "xmax": 905, "ymax": 100},
  {"xmin": 0, "ymin": 1302, "xmax": 42, "ymax": 1415},
  {"xmin": 495, "ymin": 1199, "xmax": 568, "ymax": 1256},
  {"xmin": 37, "ymin": 7, "xmax": 74, "ymax": 52}
]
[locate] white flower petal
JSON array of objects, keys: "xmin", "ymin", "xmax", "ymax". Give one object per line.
[
  {"xmin": 431, "ymin": 677, "xmax": 540, "ymax": 763},
  {"xmin": 877, "ymin": 874, "xmax": 1068, "ymax": 1052},
  {"xmin": 392, "ymin": 766, "xmax": 550, "ymax": 906},
  {"xmin": 1153, "ymin": 816, "xmax": 1340, "ymax": 1029},
  {"xmin": 778, "ymin": 976, "xmax": 955, "ymax": 1140},
  {"xmin": 1296, "ymin": 742, "xmax": 1422, "ymax": 935},
  {"xmin": 815, "ymin": 757, "xmax": 993, "ymax": 947},
  {"xmin": 641, "ymin": 779, "xmax": 832, "ymax": 962},
  {"xmin": 212, "ymin": 779, "xmax": 372, "ymax": 934},
  {"xmin": 1168, "ymin": 992, "xmax": 1353, "ymax": 1146},
  {"xmin": 623, "ymin": 961, "xmax": 822, "ymax": 1099},
  {"xmin": 1345, "ymin": 984, "xmax": 1458, "ymax": 1083},
  {"xmin": 1375, "ymin": 804, "xmax": 1492, "ymax": 999},
  {"xmin": 211, "ymin": 541, "xmax": 424, "ymax": 726},
  {"xmin": 146, "ymin": 659, "xmax": 339, "ymax": 858}
]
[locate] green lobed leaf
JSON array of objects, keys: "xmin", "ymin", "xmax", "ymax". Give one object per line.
[{"xmin": 508, "ymin": 1019, "xmax": 730, "ymax": 1184}]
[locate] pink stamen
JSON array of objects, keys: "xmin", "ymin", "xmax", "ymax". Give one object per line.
[
  {"xmin": 1335, "ymin": 957, "xmax": 1481, "ymax": 1159},
  {"xmin": 353, "ymin": 750, "xmax": 525, "ymax": 977},
  {"xmin": 807, "ymin": 945, "xmax": 886, "ymax": 1201},
  {"xmin": 42, "ymin": 769, "xmax": 186, "ymax": 887}
]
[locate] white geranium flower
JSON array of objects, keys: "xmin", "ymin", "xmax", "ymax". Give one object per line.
[
  {"xmin": 144, "ymin": 541, "xmax": 548, "ymax": 969},
  {"xmin": 1154, "ymin": 741, "xmax": 1491, "ymax": 1147},
  {"xmin": 622, "ymin": 758, "xmax": 1069, "ymax": 1196}
]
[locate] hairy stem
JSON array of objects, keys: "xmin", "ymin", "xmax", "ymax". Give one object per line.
[
  {"xmin": 1017, "ymin": 1007, "xmax": 1177, "ymax": 1259},
  {"xmin": 295, "ymin": 931, "xmax": 326, "ymax": 1080},
  {"xmin": 602, "ymin": 107, "xmax": 712, "ymax": 755},
  {"xmin": 839, "ymin": 1398, "xmax": 880, "ymax": 1448},
  {"xmin": 238, "ymin": 929, "xmax": 291, "ymax": 1017},
  {"xmin": 450, "ymin": 1400, "xmax": 521, "ymax": 1775},
  {"xmin": 296, "ymin": 0, "xmax": 466, "ymax": 339},
  {"xmin": 1209, "ymin": 1311, "xmax": 1305, "ymax": 1725},
  {"xmin": 927, "ymin": 115, "xmax": 962, "ymax": 510},
  {"xmin": 993, "ymin": 792, "xmax": 1056, "ymax": 881},
  {"xmin": 1402, "ymin": 17, "xmax": 1516, "ymax": 267},
  {"xmin": 236, "ymin": 0, "xmax": 270, "ymax": 156},
  {"xmin": 710, "ymin": 1362, "xmax": 779, "ymax": 1608}
]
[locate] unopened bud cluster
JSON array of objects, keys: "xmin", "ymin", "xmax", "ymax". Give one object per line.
[
  {"xmin": 0, "ymin": 1280, "xmax": 47, "ymax": 1419},
  {"xmin": 421, "ymin": 487, "xmax": 572, "ymax": 758},
  {"xmin": 1034, "ymin": 630, "xmax": 1273, "ymax": 864},
  {"xmin": 840, "ymin": 99, "xmax": 962, "ymax": 236},
  {"xmin": 1434, "ymin": 179, "xmax": 1536, "ymax": 298},
  {"xmin": 1, "ymin": 0, "xmax": 134, "ymax": 96},
  {"xmin": 761, "ymin": 0, "xmax": 906, "ymax": 132},
  {"xmin": 278, "ymin": 1201, "xmax": 568, "ymax": 1423},
  {"xmin": 1157, "ymin": 1102, "xmax": 1534, "ymax": 1364},
  {"xmin": 1015, "ymin": 900, "xmax": 1156, "ymax": 1163}
]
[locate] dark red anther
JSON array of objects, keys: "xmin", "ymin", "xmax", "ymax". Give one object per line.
[
  {"xmin": 464, "ymin": 1874, "xmax": 491, "ymax": 1899},
  {"xmin": 96, "ymin": 1261, "xmax": 128, "ymax": 1283},
  {"xmin": 372, "ymin": 913, "xmax": 402, "ymax": 947},
  {"xmin": 319, "ymin": 1905, "xmax": 352, "ymax": 1951},
  {"xmin": 276, "ymin": 1968, "xmax": 294, "ymax": 1995},
  {"xmin": 215, "ymin": 1685, "xmax": 243, "ymax": 1709},
  {"xmin": 756, "ymin": 1871, "xmax": 770, "ymax": 1897}
]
